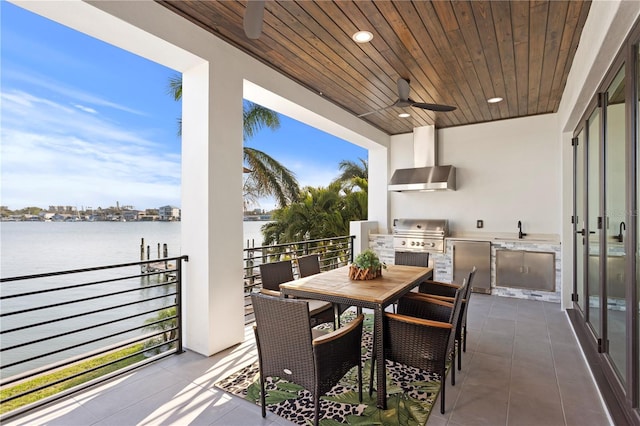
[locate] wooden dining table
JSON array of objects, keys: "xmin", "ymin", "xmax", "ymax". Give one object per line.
[{"xmin": 279, "ymin": 263, "xmax": 433, "ymax": 409}]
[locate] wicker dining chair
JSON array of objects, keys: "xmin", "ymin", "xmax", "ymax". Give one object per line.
[
  {"xmin": 390, "ymin": 251, "xmax": 430, "ymax": 313},
  {"xmin": 259, "ymin": 260, "xmax": 335, "ymax": 327},
  {"xmin": 296, "ymin": 253, "xmax": 351, "ymax": 328},
  {"xmin": 251, "ymin": 293, "xmax": 364, "ymax": 426},
  {"xmin": 297, "ymin": 253, "xmax": 322, "ymax": 278},
  {"xmin": 414, "ymin": 266, "xmax": 477, "ymax": 370},
  {"xmin": 384, "ymin": 279, "xmax": 467, "ymax": 415}
]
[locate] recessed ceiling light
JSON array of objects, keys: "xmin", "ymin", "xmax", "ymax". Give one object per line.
[
  {"xmin": 352, "ymin": 31, "xmax": 373, "ymax": 43},
  {"xmin": 398, "ymin": 112, "xmax": 410, "ymax": 118},
  {"xmin": 487, "ymin": 97, "xmax": 503, "ymax": 103}
]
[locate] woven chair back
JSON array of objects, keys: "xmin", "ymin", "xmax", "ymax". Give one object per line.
[
  {"xmin": 298, "ymin": 254, "xmax": 321, "ymax": 277},
  {"xmin": 446, "ymin": 279, "xmax": 467, "ymax": 355},
  {"xmin": 460, "ymin": 267, "xmax": 476, "ymax": 319},
  {"xmin": 259, "ymin": 260, "xmax": 294, "ymax": 292},
  {"xmin": 251, "ymin": 293, "xmax": 316, "ymax": 392},
  {"xmin": 385, "ymin": 277, "xmax": 467, "ymax": 373}
]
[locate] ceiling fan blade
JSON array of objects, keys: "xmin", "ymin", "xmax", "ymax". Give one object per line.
[
  {"xmin": 244, "ymin": 0, "xmax": 265, "ymax": 39},
  {"xmin": 357, "ymin": 105, "xmax": 394, "ymax": 118},
  {"xmin": 396, "ymin": 78, "xmax": 410, "ymax": 101},
  {"xmin": 359, "ymin": 77, "xmax": 456, "ymax": 117},
  {"xmin": 411, "ymin": 102, "xmax": 457, "ymax": 112}
]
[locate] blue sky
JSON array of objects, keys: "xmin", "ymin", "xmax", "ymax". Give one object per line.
[{"xmin": 0, "ymin": 2, "xmax": 367, "ymax": 212}]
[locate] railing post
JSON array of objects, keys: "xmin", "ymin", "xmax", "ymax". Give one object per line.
[
  {"xmin": 175, "ymin": 256, "xmax": 185, "ymax": 353},
  {"xmin": 140, "ymin": 238, "xmax": 145, "ymax": 273},
  {"xmin": 163, "ymin": 244, "xmax": 168, "ymax": 273},
  {"xmin": 349, "ymin": 235, "xmax": 355, "ymax": 263},
  {"xmin": 250, "ymin": 247, "xmax": 256, "ymax": 287}
]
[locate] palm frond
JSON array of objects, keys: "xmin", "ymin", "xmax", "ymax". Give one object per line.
[
  {"xmin": 167, "ymin": 74, "xmax": 182, "ymax": 101},
  {"xmin": 243, "ymin": 102, "xmax": 280, "ymax": 141},
  {"xmin": 244, "ymin": 147, "xmax": 299, "ymax": 208},
  {"xmin": 333, "ymin": 158, "xmax": 368, "ymax": 190}
]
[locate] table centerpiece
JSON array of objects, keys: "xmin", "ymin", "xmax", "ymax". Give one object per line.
[{"xmin": 349, "ymin": 249, "xmax": 386, "ymax": 280}]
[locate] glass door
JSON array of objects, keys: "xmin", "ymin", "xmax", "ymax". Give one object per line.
[
  {"xmin": 604, "ymin": 67, "xmax": 627, "ymax": 380},
  {"xmin": 574, "ymin": 128, "xmax": 586, "ymax": 314},
  {"xmin": 571, "ymin": 24, "xmax": 640, "ymax": 420},
  {"xmin": 586, "ymin": 107, "xmax": 602, "ymax": 338},
  {"xmin": 635, "ymin": 40, "xmax": 639, "ymax": 407}
]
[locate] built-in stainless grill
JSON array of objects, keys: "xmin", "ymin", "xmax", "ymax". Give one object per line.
[{"xmin": 393, "ymin": 218, "xmax": 449, "ymax": 253}]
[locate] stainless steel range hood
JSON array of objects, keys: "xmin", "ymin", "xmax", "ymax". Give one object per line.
[
  {"xmin": 388, "ymin": 125, "xmax": 456, "ymax": 192},
  {"xmin": 388, "ymin": 165, "xmax": 456, "ymax": 191}
]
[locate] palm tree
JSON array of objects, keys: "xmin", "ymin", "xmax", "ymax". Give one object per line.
[
  {"xmin": 144, "ymin": 307, "xmax": 177, "ymax": 343},
  {"xmin": 167, "ymin": 74, "xmax": 299, "ymax": 208},
  {"xmin": 332, "ymin": 158, "xmax": 368, "ymax": 190},
  {"xmin": 262, "ymin": 177, "xmax": 367, "ymax": 246}
]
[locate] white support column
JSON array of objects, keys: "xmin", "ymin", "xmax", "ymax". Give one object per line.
[
  {"xmin": 181, "ymin": 61, "xmax": 245, "ymax": 355},
  {"xmin": 367, "ymin": 145, "xmax": 390, "ymax": 232},
  {"xmin": 349, "ymin": 221, "xmax": 380, "ymax": 257}
]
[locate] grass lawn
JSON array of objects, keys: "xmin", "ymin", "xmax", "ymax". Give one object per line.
[{"xmin": 0, "ymin": 343, "xmax": 149, "ymax": 415}]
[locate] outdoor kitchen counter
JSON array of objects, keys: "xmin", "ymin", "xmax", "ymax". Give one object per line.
[
  {"xmin": 367, "ymin": 231, "xmax": 563, "ymax": 303},
  {"xmin": 368, "ymin": 232, "xmax": 561, "ymax": 247},
  {"xmin": 447, "ymin": 232, "xmax": 561, "ymax": 245},
  {"xmin": 447, "ymin": 232, "xmax": 562, "ymax": 303}
]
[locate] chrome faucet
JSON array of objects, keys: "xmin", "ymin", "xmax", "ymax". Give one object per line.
[
  {"xmin": 616, "ymin": 221, "xmax": 626, "ymax": 243},
  {"xmin": 517, "ymin": 221, "xmax": 527, "ymax": 239}
]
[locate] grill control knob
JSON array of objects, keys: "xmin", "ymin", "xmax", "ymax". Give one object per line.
[
  {"xmin": 401, "ymin": 241, "xmax": 406, "ymax": 246},
  {"xmin": 428, "ymin": 242, "xmax": 435, "ymax": 247}
]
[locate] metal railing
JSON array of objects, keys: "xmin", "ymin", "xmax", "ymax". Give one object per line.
[
  {"xmin": 0, "ymin": 255, "xmax": 188, "ymax": 419},
  {"xmin": 0, "ymin": 235, "xmax": 355, "ymax": 415},
  {"xmin": 243, "ymin": 235, "xmax": 355, "ymax": 323}
]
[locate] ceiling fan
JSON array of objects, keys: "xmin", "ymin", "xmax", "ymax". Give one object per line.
[
  {"xmin": 358, "ymin": 78, "xmax": 457, "ymax": 118},
  {"xmin": 243, "ymin": 1, "xmax": 265, "ymax": 40}
]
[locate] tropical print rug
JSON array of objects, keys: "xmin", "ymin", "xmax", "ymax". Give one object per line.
[{"xmin": 215, "ymin": 314, "xmax": 444, "ymax": 426}]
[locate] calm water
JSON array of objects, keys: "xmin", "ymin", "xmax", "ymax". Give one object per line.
[
  {"xmin": 1, "ymin": 220, "xmax": 268, "ymax": 276},
  {"xmin": 0, "ymin": 220, "xmax": 268, "ymax": 378}
]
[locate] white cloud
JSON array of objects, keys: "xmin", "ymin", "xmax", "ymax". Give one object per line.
[
  {"xmin": 2, "ymin": 68, "xmax": 147, "ymax": 116},
  {"xmin": 74, "ymin": 104, "xmax": 98, "ymax": 114},
  {"xmin": 0, "ymin": 89, "xmax": 180, "ymax": 210}
]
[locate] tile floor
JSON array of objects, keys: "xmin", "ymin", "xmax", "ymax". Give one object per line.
[{"xmin": 3, "ymin": 295, "xmax": 612, "ymax": 426}]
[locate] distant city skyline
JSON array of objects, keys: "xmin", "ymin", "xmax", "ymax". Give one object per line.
[
  {"xmin": 1, "ymin": 203, "xmax": 174, "ymax": 213},
  {"xmin": 3, "ymin": 203, "xmax": 177, "ymax": 211},
  {"xmin": 0, "ymin": 3, "xmax": 367, "ymax": 212}
]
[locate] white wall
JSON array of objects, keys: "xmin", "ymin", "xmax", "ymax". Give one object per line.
[
  {"xmin": 558, "ymin": 0, "xmax": 640, "ymax": 132},
  {"xmin": 389, "ymin": 114, "xmax": 561, "ymax": 236}
]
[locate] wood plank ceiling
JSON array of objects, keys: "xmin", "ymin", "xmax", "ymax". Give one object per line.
[{"xmin": 157, "ymin": 0, "xmax": 591, "ymax": 136}]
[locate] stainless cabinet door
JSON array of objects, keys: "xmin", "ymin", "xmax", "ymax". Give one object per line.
[
  {"xmin": 496, "ymin": 250, "xmax": 524, "ymax": 288},
  {"xmin": 452, "ymin": 241, "xmax": 491, "ymax": 293},
  {"xmin": 522, "ymin": 251, "xmax": 555, "ymax": 291},
  {"xmin": 496, "ymin": 250, "xmax": 555, "ymax": 291}
]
